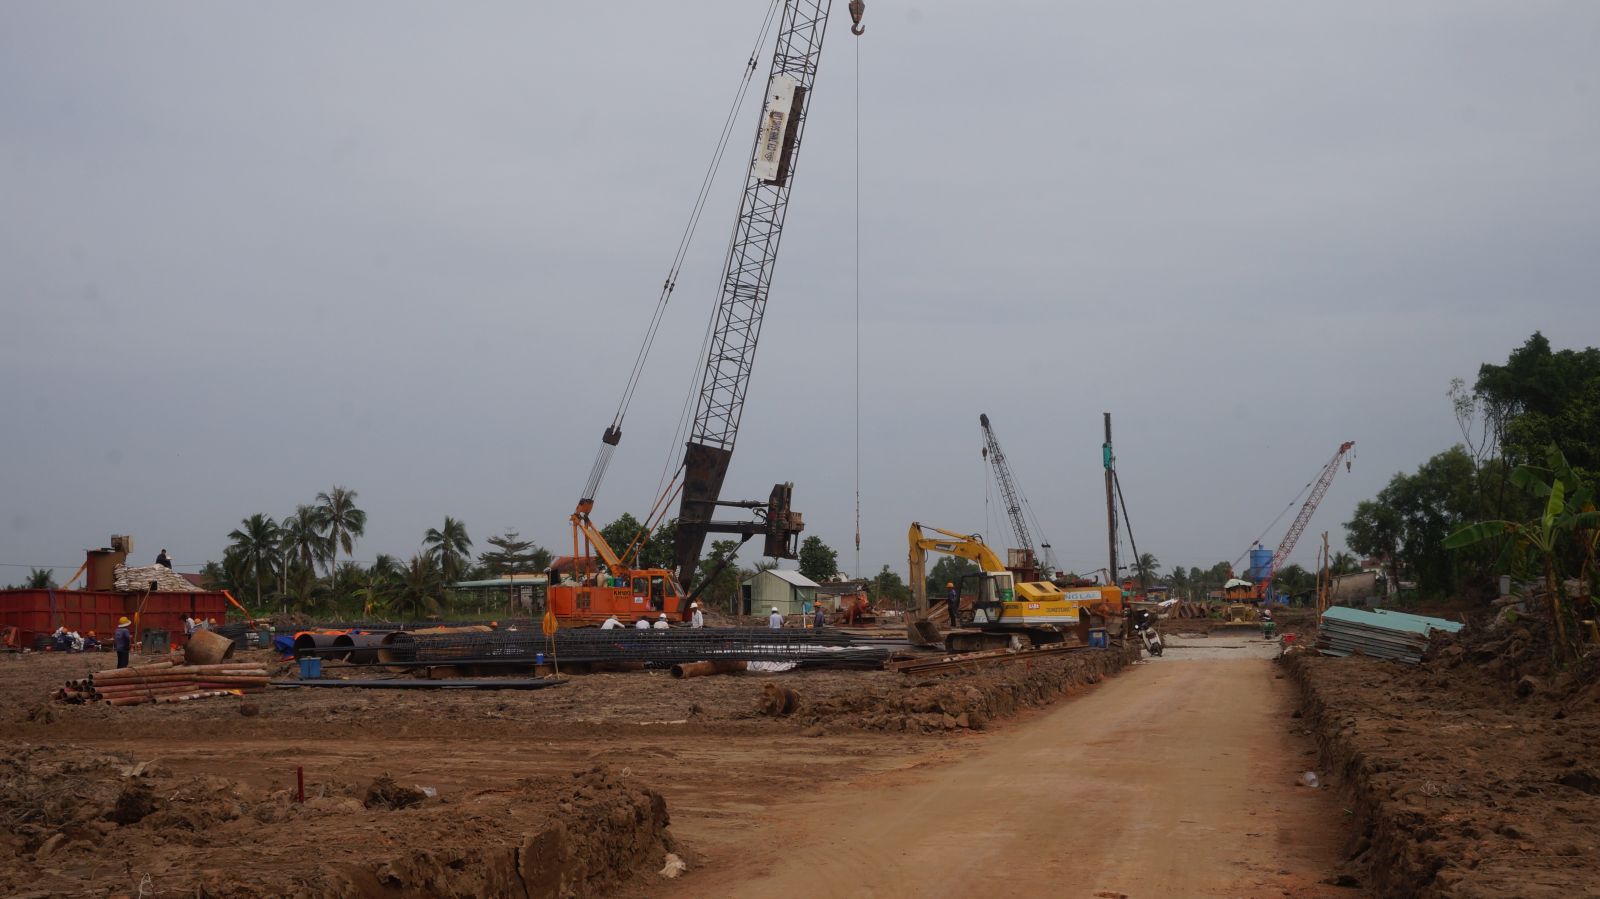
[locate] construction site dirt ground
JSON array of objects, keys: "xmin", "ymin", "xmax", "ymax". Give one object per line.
[{"xmin": 1, "ymin": 634, "xmax": 1366, "ymax": 898}]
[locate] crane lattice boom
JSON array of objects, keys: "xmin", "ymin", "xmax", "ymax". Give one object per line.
[
  {"xmin": 979, "ymin": 414, "xmax": 1035, "ymax": 563},
  {"xmin": 1268, "ymin": 441, "xmax": 1355, "ymax": 581},
  {"xmin": 674, "ymin": 0, "xmax": 841, "ymax": 586}
]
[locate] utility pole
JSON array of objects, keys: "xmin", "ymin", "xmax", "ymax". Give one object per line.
[
  {"xmin": 1103, "ymin": 413, "xmax": 1117, "ymax": 588},
  {"xmin": 1103, "ymin": 413, "xmax": 1123, "ymax": 640}
]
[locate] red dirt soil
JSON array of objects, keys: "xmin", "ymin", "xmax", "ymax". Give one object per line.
[
  {"xmin": 2, "ymin": 644, "xmax": 1135, "ymax": 896},
  {"xmin": 1288, "ymin": 620, "xmax": 1600, "ymax": 897}
]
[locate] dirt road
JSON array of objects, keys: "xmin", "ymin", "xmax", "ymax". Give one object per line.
[{"xmin": 666, "ymin": 641, "xmax": 1348, "ymax": 898}]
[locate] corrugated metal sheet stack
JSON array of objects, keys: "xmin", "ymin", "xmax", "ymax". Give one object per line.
[{"xmin": 1316, "ymin": 606, "xmax": 1463, "ymax": 664}]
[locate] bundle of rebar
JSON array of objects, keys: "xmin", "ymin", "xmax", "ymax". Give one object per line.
[
  {"xmin": 52, "ymin": 657, "xmax": 271, "ymax": 706},
  {"xmin": 297, "ymin": 627, "xmax": 889, "ymax": 669}
]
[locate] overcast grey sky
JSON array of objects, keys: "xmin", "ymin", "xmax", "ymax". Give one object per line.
[{"xmin": 4, "ymin": 2, "xmax": 1598, "ymax": 586}]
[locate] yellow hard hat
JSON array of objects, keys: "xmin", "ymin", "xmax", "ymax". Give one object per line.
[
  {"xmin": 946, "ymin": 582, "xmax": 955, "ymax": 588},
  {"xmin": 118, "ymin": 617, "xmax": 131, "ymax": 626}
]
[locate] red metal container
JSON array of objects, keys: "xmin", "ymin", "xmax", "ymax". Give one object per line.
[{"xmin": 0, "ymin": 589, "xmax": 228, "ymax": 649}]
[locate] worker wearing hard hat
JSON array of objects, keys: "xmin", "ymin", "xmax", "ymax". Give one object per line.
[
  {"xmin": 634, "ymin": 617, "xmax": 651, "ymax": 629},
  {"xmin": 768, "ymin": 606, "xmax": 783, "ymax": 629},
  {"xmin": 653, "ymin": 612, "xmax": 671, "ymax": 630},
  {"xmin": 945, "ymin": 582, "xmax": 960, "ymax": 628},
  {"xmin": 113, "ymin": 617, "xmax": 133, "ymax": 669},
  {"xmin": 690, "ymin": 602, "xmax": 704, "ymax": 629},
  {"xmin": 600, "ymin": 614, "xmax": 623, "ymax": 630}
]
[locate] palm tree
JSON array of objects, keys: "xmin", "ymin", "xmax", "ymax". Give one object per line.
[
  {"xmin": 1132, "ymin": 553, "xmax": 1161, "ymax": 586},
  {"xmin": 279, "ymin": 506, "xmax": 330, "ymax": 609},
  {"xmin": 388, "ymin": 552, "xmax": 445, "ymax": 620},
  {"xmin": 423, "ymin": 516, "xmax": 473, "ymax": 584},
  {"xmin": 1330, "ymin": 552, "xmax": 1360, "ymax": 576},
  {"xmin": 24, "ymin": 568, "xmax": 56, "ymax": 589},
  {"xmin": 364, "ymin": 554, "xmax": 402, "ymax": 616},
  {"xmin": 227, "ymin": 513, "xmax": 281, "ymax": 609},
  {"xmin": 314, "ymin": 486, "xmax": 366, "ymax": 578}
]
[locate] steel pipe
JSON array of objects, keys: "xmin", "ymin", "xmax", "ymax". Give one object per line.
[{"xmin": 331, "ymin": 632, "xmax": 386, "ymax": 664}]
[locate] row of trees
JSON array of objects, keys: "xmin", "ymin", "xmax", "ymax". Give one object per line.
[
  {"xmin": 1343, "ymin": 333, "xmax": 1600, "ymax": 602},
  {"xmin": 205, "ymin": 486, "xmax": 538, "ymax": 617},
  {"xmin": 202, "ymin": 492, "xmax": 862, "ymax": 619}
]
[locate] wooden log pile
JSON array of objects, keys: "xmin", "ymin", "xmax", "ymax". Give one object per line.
[{"xmin": 52, "ymin": 654, "xmax": 269, "ymax": 706}]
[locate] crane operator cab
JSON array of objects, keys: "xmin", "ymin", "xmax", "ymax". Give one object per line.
[
  {"xmin": 630, "ymin": 574, "xmax": 676, "ymax": 612},
  {"xmin": 550, "ymin": 564, "xmax": 685, "ymax": 625}
]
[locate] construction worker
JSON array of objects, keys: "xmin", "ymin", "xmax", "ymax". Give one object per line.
[
  {"xmin": 690, "ymin": 602, "xmax": 704, "ymax": 629},
  {"xmin": 634, "ymin": 617, "xmax": 651, "ymax": 630},
  {"xmin": 813, "ymin": 601, "xmax": 827, "ymax": 629},
  {"xmin": 600, "ymin": 614, "xmax": 623, "ymax": 630},
  {"xmin": 156, "ymin": 549, "xmax": 172, "ymax": 569},
  {"xmin": 768, "ymin": 606, "xmax": 783, "ymax": 629},
  {"xmin": 183, "ymin": 615, "xmax": 197, "ymax": 638},
  {"xmin": 113, "ymin": 617, "xmax": 132, "ymax": 669},
  {"xmin": 653, "ymin": 612, "xmax": 670, "ymax": 630},
  {"xmin": 945, "ymin": 581, "xmax": 960, "ymax": 627}
]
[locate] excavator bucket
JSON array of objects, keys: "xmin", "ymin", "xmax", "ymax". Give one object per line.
[{"xmin": 906, "ymin": 618, "xmax": 942, "ymax": 647}]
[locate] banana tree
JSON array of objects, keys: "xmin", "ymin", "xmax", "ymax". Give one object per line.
[{"xmin": 1445, "ymin": 444, "xmax": 1600, "ymax": 662}]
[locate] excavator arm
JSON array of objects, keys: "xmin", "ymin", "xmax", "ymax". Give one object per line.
[{"xmin": 908, "ymin": 522, "xmax": 1008, "ymax": 611}]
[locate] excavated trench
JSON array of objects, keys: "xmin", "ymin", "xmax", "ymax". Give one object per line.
[{"xmin": 1286, "ymin": 631, "xmax": 1600, "ymax": 898}]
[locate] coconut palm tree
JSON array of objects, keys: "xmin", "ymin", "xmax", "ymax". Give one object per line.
[
  {"xmin": 227, "ymin": 513, "xmax": 281, "ymax": 609},
  {"xmin": 279, "ymin": 506, "xmax": 330, "ymax": 608},
  {"xmin": 1330, "ymin": 551, "xmax": 1361, "ymax": 576},
  {"xmin": 314, "ymin": 486, "xmax": 366, "ymax": 578},
  {"xmin": 363, "ymin": 554, "xmax": 402, "ymax": 616},
  {"xmin": 24, "ymin": 568, "xmax": 56, "ymax": 589},
  {"xmin": 423, "ymin": 516, "xmax": 473, "ymax": 584},
  {"xmin": 1132, "ymin": 553, "xmax": 1161, "ymax": 586},
  {"xmin": 388, "ymin": 552, "xmax": 445, "ymax": 620}
]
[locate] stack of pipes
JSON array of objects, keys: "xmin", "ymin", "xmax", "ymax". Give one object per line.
[{"xmin": 53, "ymin": 656, "xmax": 270, "ymax": 706}]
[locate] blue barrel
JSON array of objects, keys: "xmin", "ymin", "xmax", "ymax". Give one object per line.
[
  {"xmin": 1249, "ymin": 548, "xmax": 1274, "ymax": 581},
  {"xmin": 298, "ymin": 658, "xmax": 322, "ymax": 679}
]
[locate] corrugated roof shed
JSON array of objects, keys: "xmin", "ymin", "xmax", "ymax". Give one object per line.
[{"xmin": 749, "ymin": 568, "xmax": 820, "ymax": 588}]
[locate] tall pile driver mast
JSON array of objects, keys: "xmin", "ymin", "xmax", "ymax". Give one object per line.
[{"xmin": 673, "ymin": 0, "xmax": 849, "ymax": 588}]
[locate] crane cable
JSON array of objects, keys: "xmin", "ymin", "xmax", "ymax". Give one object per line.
[
  {"xmin": 583, "ymin": 0, "xmax": 786, "ymax": 504},
  {"xmin": 853, "ymin": 31, "xmax": 862, "ymax": 577},
  {"xmin": 1232, "ymin": 473, "xmax": 1319, "ymax": 570},
  {"xmin": 1113, "ymin": 471, "xmax": 1145, "ymax": 592}
]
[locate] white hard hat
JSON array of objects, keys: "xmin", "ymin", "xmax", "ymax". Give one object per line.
[
  {"xmin": 771, "ymin": 607, "xmax": 779, "ymax": 613},
  {"xmin": 690, "ymin": 602, "xmax": 700, "ymax": 608},
  {"xmin": 658, "ymin": 612, "xmax": 667, "ymax": 618}
]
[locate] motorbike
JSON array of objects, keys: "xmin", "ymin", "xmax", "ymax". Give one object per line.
[{"xmin": 1129, "ymin": 608, "xmax": 1164, "ymax": 656}]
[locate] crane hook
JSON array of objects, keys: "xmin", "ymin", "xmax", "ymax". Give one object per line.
[{"xmin": 849, "ymin": 0, "xmax": 866, "ymax": 35}]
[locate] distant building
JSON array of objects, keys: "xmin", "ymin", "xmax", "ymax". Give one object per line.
[
  {"xmin": 449, "ymin": 573, "xmax": 549, "ymax": 613},
  {"xmin": 813, "ymin": 579, "xmax": 869, "ymax": 610},
  {"xmin": 740, "ymin": 568, "xmax": 820, "ymax": 617}
]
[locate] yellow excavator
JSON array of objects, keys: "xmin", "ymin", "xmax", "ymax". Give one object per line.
[{"xmin": 908, "ymin": 523, "xmax": 1122, "ymax": 652}]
